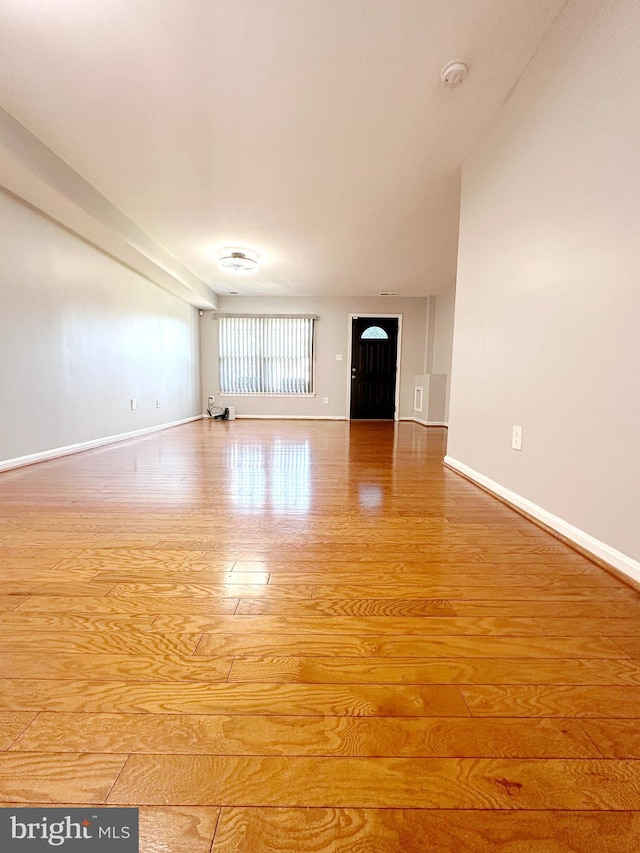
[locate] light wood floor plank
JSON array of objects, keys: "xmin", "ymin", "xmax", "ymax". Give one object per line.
[
  {"xmin": 0, "ymin": 554, "xmax": 55, "ymax": 566},
  {"xmin": 0, "ymin": 567, "xmax": 99, "ymax": 581},
  {"xmin": 138, "ymin": 806, "xmax": 220, "ymax": 853},
  {"xmin": 451, "ymin": 600, "xmax": 640, "ymax": 618},
  {"xmin": 536, "ymin": 617, "xmax": 640, "ymax": 636},
  {"xmin": 0, "ymin": 712, "xmax": 37, "ymax": 750},
  {"xmin": 14, "ymin": 596, "xmax": 240, "ymax": 614},
  {"xmin": 194, "ymin": 633, "xmax": 626, "ymax": 658},
  {"xmin": 105, "ymin": 582, "xmax": 313, "ymax": 599},
  {"xmin": 579, "ymin": 719, "xmax": 640, "ymax": 758},
  {"xmin": 0, "ymin": 581, "xmax": 114, "ymax": 596},
  {"xmin": 611, "ymin": 636, "xmax": 640, "ymax": 657},
  {"xmin": 95, "ymin": 570, "xmax": 271, "ymax": 585},
  {"xmin": 234, "ymin": 558, "xmax": 607, "ymax": 575},
  {"xmin": 148, "ymin": 615, "xmax": 541, "ymax": 635},
  {"xmin": 1, "ymin": 805, "xmax": 221, "ymax": 853},
  {"xmin": 50, "ymin": 551, "xmax": 236, "ymax": 570},
  {"xmin": 10, "ymin": 713, "xmax": 599, "ymax": 758},
  {"xmin": 0, "ymin": 614, "xmax": 156, "ymax": 631},
  {"xmin": 0, "ymin": 652, "xmax": 233, "ymax": 682},
  {"xmin": 235, "ymin": 597, "xmax": 455, "ymax": 616},
  {"xmin": 462, "ymin": 685, "xmax": 640, "ymax": 717},
  {"xmin": 227, "ymin": 656, "xmax": 640, "ymax": 685},
  {"xmin": 107, "ymin": 754, "xmax": 640, "ymax": 809},
  {"xmin": 212, "ymin": 807, "xmax": 640, "ymax": 853},
  {"xmin": 0, "ymin": 679, "xmax": 467, "ymax": 716},
  {"xmin": 0, "ymin": 630, "xmax": 202, "ymax": 656},
  {"xmin": 0, "ymin": 595, "xmax": 30, "ymax": 611},
  {"xmin": 0, "ymin": 753, "xmax": 127, "ymax": 803},
  {"xmin": 311, "ymin": 582, "xmax": 636, "ymax": 600},
  {"xmin": 265, "ymin": 571, "xmax": 622, "ymax": 589}
]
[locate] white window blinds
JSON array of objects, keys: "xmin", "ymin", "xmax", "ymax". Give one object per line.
[{"xmin": 219, "ymin": 315, "xmax": 315, "ymax": 394}]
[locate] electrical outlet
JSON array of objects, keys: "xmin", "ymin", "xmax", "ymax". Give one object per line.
[
  {"xmin": 336, "ymin": 354, "xmax": 343, "ymax": 361},
  {"xmin": 208, "ymin": 395, "xmax": 214, "ymax": 403},
  {"xmin": 512, "ymin": 425, "xmax": 523, "ymax": 451},
  {"xmin": 323, "ymin": 397, "xmax": 329, "ymax": 404},
  {"xmin": 155, "ymin": 400, "xmax": 160, "ymax": 408},
  {"xmin": 130, "ymin": 398, "xmax": 136, "ymax": 411}
]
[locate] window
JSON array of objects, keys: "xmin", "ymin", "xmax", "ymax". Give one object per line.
[
  {"xmin": 219, "ymin": 315, "xmax": 315, "ymax": 394},
  {"xmin": 361, "ymin": 325, "xmax": 388, "ymax": 340}
]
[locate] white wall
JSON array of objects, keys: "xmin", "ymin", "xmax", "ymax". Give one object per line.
[
  {"xmin": 201, "ymin": 296, "xmax": 428, "ymax": 419},
  {"xmin": 448, "ymin": 0, "xmax": 640, "ymax": 565},
  {"xmin": 0, "ymin": 190, "xmax": 201, "ymax": 465},
  {"xmin": 433, "ymin": 282, "xmax": 456, "ymax": 423}
]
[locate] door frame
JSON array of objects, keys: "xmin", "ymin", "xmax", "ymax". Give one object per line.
[{"xmin": 346, "ymin": 313, "xmax": 403, "ymax": 421}]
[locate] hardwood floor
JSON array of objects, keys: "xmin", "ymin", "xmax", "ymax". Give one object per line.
[{"xmin": 0, "ymin": 419, "xmax": 639, "ymax": 851}]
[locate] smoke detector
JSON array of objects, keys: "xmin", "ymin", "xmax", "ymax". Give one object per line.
[{"xmin": 440, "ymin": 60, "xmax": 468, "ymax": 87}]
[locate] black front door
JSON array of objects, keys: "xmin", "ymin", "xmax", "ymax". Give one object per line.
[{"xmin": 349, "ymin": 316, "xmax": 399, "ymax": 419}]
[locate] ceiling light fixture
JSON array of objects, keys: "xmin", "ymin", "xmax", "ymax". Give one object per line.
[{"xmin": 218, "ymin": 248, "xmax": 259, "ymax": 273}]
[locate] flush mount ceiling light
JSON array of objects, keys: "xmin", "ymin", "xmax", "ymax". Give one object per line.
[{"xmin": 218, "ymin": 248, "xmax": 259, "ymax": 273}]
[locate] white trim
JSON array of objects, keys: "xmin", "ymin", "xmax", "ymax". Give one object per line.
[
  {"xmin": 347, "ymin": 314, "xmax": 403, "ymax": 421},
  {"xmin": 234, "ymin": 415, "xmax": 347, "ymax": 421},
  {"xmin": 404, "ymin": 417, "xmax": 448, "ymax": 427},
  {"xmin": 0, "ymin": 416, "xmax": 203, "ymax": 473},
  {"xmin": 444, "ymin": 455, "xmax": 640, "ymax": 586}
]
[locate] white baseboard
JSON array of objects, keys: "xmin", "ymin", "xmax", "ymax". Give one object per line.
[
  {"xmin": 0, "ymin": 415, "xmax": 204, "ymax": 473},
  {"xmin": 403, "ymin": 417, "xmax": 448, "ymax": 427},
  {"xmin": 444, "ymin": 455, "xmax": 640, "ymax": 586},
  {"xmin": 233, "ymin": 415, "xmax": 348, "ymax": 421},
  {"xmin": 221, "ymin": 415, "xmax": 443, "ymax": 424}
]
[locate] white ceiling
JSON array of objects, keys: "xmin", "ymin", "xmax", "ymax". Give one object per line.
[{"xmin": 0, "ymin": 0, "xmax": 566, "ymax": 303}]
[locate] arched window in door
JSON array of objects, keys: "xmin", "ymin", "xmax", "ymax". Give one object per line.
[{"xmin": 361, "ymin": 325, "xmax": 389, "ymax": 340}]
